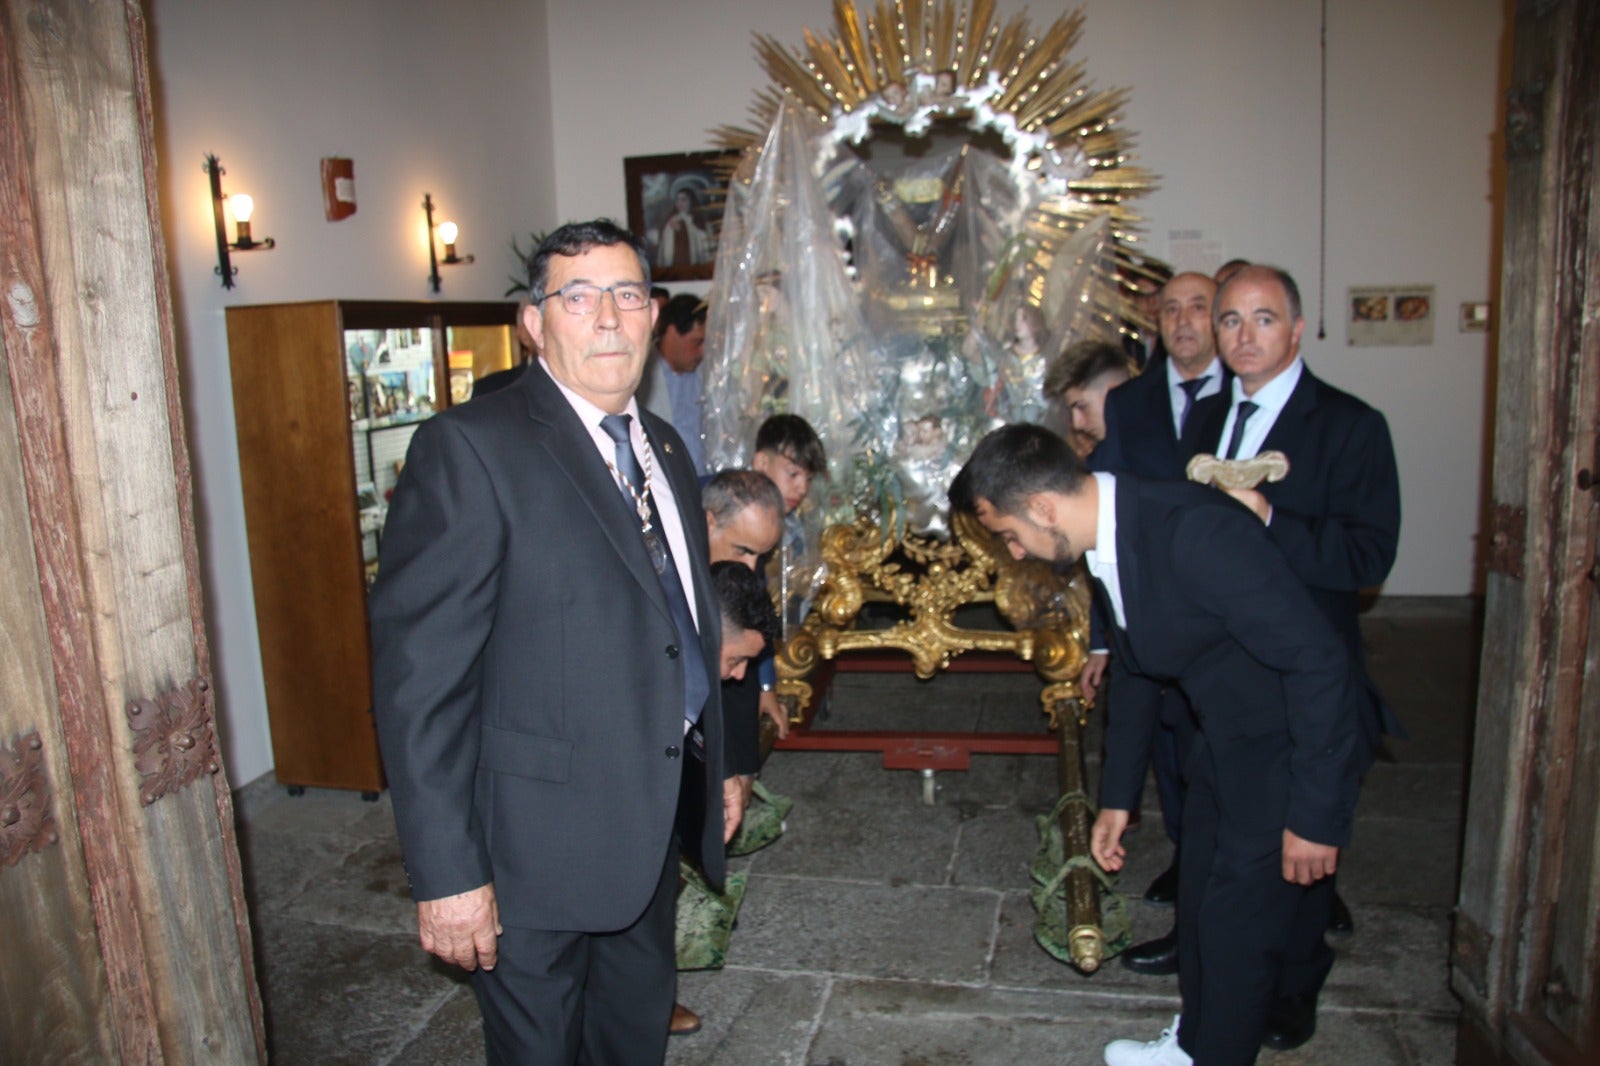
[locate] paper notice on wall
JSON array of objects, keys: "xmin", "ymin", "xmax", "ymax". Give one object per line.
[
  {"xmin": 1167, "ymin": 230, "xmax": 1226, "ymax": 276},
  {"xmin": 1347, "ymin": 284, "xmax": 1435, "ymax": 347}
]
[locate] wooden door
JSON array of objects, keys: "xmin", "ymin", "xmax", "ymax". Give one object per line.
[
  {"xmin": 1455, "ymin": 2, "xmax": 1600, "ymax": 1063},
  {"xmin": 0, "ymin": 1, "xmax": 264, "ymax": 1060}
]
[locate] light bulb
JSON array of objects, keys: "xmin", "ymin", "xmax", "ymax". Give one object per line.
[
  {"xmin": 230, "ymin": 193, "xmax": 255, "ymax": 223},
  {"xmin": 438, "ymin": 220, "xmax": 459, "ymax": 244}
]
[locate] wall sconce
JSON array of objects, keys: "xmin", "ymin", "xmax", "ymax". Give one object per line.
[
  {"xmin": 206, "ymin": 154, "xmax": 275, "ymax": 289},
  {"xmin": 423, "ymin": 192, "xmax": 474, "ymax": 294}
]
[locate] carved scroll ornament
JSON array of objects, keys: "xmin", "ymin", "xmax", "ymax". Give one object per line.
[
  {"xmin": 1186, "ymin": 450, "xmax": 1291, "ymax": 492},
  {"xmin": 125, "ymin": 678, "xmax": 219, "ymax": 806},
  {"xmin": 0, "ymin": 731, "xmax": 59, "ymax": 867}
]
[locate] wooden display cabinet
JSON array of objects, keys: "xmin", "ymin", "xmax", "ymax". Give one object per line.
[{"xmin": 225, "ymin": 300, "xmax": 519, "ymax": 794}]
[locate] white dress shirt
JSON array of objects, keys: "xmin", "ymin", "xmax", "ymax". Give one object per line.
[
  {"xmin": 1216, "ymin": 357, "xmax": 1304, "ymax": 460},
  {"xmin": 540, "ymin": 359, "xmax": 699, "ymax": 628},
  {"xmin": 1082, "ymin": 472, "xmax": 1127, "ymax": 632},
  {"xmin": 1166, "ymin": 356, "xmax": 1225, "ymax": 436}
]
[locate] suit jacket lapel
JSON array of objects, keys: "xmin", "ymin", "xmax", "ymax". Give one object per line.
[
  {"xmin": 519, "ymin": 367, "xmax": 673, "ymax": 621},
  {"xmin": 1259, "ymin": 367, "xmax": 1319, "ymax": 455}
]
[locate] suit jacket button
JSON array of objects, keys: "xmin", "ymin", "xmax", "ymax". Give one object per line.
[
  {"xmin": 666, "ymin": 644, "xmax": 680, "ymax": 659},
  {"xmin": 666, "ymin": 745, "xmax": 680, "ymax": 759}
]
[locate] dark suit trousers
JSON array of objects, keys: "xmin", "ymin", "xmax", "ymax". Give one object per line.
[
  {"xmin": 1176, "ymin": 734, "xmax": 1334, "ymax": 1065},
  {"xmin": 1153, "ymin": 687, "xmax": 1196, "ymax": 846},
  {"xmin": 471, "ymin": 835, "xmax": 679, "ymax": 1065}
]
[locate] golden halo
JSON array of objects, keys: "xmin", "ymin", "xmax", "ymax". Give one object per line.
[{"xmin": 711, "ymin": 0, "xmax": 1158, "ymax": 323}]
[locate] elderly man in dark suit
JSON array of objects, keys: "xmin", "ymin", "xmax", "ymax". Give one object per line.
[
  {"xmin": 371, "ymin": 220, "xmax": 734, "ymax": 1064},
  {"xmin": 952, "ymin": 424, "xmax": 1358, "ymax": 1066},
  {"xmin": 1190, "ymin": 263, "xmax": 1402, "ymax": 1051},
  {"xmin": 1086, "ymin": 271, "xmax": 1232, "ymax": 975}
]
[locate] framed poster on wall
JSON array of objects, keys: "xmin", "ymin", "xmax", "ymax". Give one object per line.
[{"xmin": 623, "ymin": 151, "xmax": 732, "ymax": 282}]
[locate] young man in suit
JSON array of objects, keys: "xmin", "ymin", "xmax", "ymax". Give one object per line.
[
  {"xmin": 1087, "ymin": 271, "xmax": 1230, "ymax": 974},
  {"xmin": 1042, "ymin": 340, "xmax": 1132, "ymax": 459},
  {"xmin": 952, "ymin": 424, "xmax": 1359, "ymax": 1066},
  {"xmin": 371, "ymin": 220, "xmax": 736, "ymax": 1064},
  {"xmin": 1191, "ymin": 264, "xmax": 1403, "ymax": 1050}
]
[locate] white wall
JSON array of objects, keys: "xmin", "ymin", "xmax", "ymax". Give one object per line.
[
  {"xmin": 148, "ymin": 0, "xmax": 557, "ymax": 787},
  {"xmin": 545, "ymin": 0, "xmax": 1504, "ymax": 597},
  {"xmin": 148, "ymin": 0, "xmax": 1503, "ymax": 788}
]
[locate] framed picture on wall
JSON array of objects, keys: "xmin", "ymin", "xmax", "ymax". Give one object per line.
[{"xmin": 623, "ymin": 151, "xmax": 733, "ymax": 282}]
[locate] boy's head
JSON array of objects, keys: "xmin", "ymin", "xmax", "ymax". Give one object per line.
[{"xmin": 752, "ymin": 414, "xmax": 826, "ymax": 514}]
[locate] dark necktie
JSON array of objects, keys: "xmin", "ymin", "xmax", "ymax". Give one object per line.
[
  {"xmin": 599, "ymin": 414, "xmax": 709, "ymax": 727},
  {"xmin": 1224, "ymin": 400, "xmax": 1260, "ymax": 460},
  {"xmin": 1177, "ymin": 375, "xmax": 1210, "ymax": 434}
]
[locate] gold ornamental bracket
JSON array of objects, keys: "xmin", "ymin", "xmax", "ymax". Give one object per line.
[
  {"xmin": 771, "ymin": 510, "xmax": 1106, "ymax": 972},
  {"xmin": 775, "ymin": 509, "xmax": 1091, "ymax": 725}
]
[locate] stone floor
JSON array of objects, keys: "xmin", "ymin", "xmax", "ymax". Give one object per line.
[{"xmin": 234, "ymin": 596, "xmax": 1478, "ymax": 1064}]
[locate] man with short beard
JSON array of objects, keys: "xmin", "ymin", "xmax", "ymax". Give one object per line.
[{"xmin": 951, "ymin": 424, "xmax": 1357, "ymax": 1066}]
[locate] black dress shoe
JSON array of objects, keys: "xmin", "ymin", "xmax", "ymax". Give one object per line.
[
  {"xmin": 1143, "ymin": 863, "xmax": 1179, "ymax": 906},
  {"xmin": 1262, "ymin": 995, "xmax": 1317, "ymax": 1050},
  {"xmin": 1120, "ymin": 929, "xmax": 1179, "ymax": 975},
  {"xmin": 1328, "ymin": 890, "xmax": 1354, "ymax": 936}
]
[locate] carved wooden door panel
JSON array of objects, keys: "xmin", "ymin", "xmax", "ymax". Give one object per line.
[
  {"xmin": 0, "ymin": 1, "xmax": 264, "ymax": 1060},
  {"xmin": 1454, "ymin": 2, "xmax": 1600, "ymax": 1064}
]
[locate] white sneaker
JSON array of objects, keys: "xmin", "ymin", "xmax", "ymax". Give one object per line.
[{"xmin": 1103, "ymin": 1015, "xmax": 1192, "ymax": 1066}]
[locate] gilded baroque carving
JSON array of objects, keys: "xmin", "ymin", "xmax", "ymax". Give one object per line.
[
  {"xmin": 0, "ymin": 731, "xmax": 59, "ymax": 867},
  {"xmin": 125, "ymin": 677, "xmax": 219, "ymax": 806},
  {"xmin": 777, "ymin": 511, "xmax": 1090, "ymax": 721},
  {"xmin": 1186, "ymin": 450, "xmax": 1291, "ymax": 492}
]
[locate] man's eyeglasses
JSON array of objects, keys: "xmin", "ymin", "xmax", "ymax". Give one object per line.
[{"xmin": 536, "ymin": 282, "xmax": 651, "ymax": 316}]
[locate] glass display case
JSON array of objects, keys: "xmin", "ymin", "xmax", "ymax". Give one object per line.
[{"xmin": 225, "ymin": 300, "xmax": 519, "ymax": 793}]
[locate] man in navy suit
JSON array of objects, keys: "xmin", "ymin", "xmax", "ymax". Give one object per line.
[
  {"xmin": 1190, "ymin": 264, "xmax": 1403, "ymax": 1050},
  {"xmin": 1086, "ymin": 271, "xmax": 1231, "ymax": 974},
  {"xmin": 951, "ymin": 424, "xmax": 1358, "ymax": 1066},
  {"xmin": 372, "ymin": 221, "xmax": 735, "ymax": 1063}
]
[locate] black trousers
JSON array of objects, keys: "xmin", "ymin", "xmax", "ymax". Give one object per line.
[
  {"xmin": 1175, "ymin": 733, "xmax": 1335, "ymax": 1065},
  {"xmin": 470, "ymin": 835, "xmax": 680, "ymax": 1065}
]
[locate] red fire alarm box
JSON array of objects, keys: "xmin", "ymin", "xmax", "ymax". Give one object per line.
[{"xmin": 321, "ymin": 157, "xmax": 357, "ymax": 221}]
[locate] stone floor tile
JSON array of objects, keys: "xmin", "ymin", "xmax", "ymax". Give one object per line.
[
  {"xmin": 236, "ymin": 828, "xmax": 366, "ymax": 919},
  {"xmin": 255, "ymin": 914, "xmax": 462, "ymax": 1065},
  {"xmin": 666, "ymin": 969, "xmax": 829, "ymax": 1065},
  {"xmin": 756, "ymin": 748, "xmax": 848, "ymax": 803},
  {"xmin": 1251, "ymin": 1007, "xmax": 1421, "ymax": 1064},
  {"xmin": 1357, "ymin": 763, "xmax": 1465, "ymax": 825},
  {"xmin": 1388, "ymin": 1008, "xmax": 1461, "ymax": 1066},
  {"xmin": 730, "ymin": 875, "xmax": 1003, "ymax": 983},
  {"xmin": 386, "ymin": 986, "xmax": 483, "ymax": 1066},
  {"xmin": 949, "ymin": 805, "xmax": 1048, "ymax": 890},
  {"xmin": 945, "ymin": 752, "xmax": 1066, "ymax": 812},
  {"xmin": 1340, "ymin": 817, "xmax": 1462, "ymax": 907},
  {"xmin": 1322, "ymin": 905, "xmax": 1457, "ymax": 1015},
  {"xmin": 807, "ymin": 979, "xmax": 1177, "ymax": 1064},
  {"xmin": 753, "ymin": 789, "xmax": 964, "ymax": 884},
  {"xmin": 282, "ymin": 837, "xmax": 418, "ymax": 936},
  {"xmin": 813, "ymin": 748, "xmax": 976, "ymax": 809}
]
